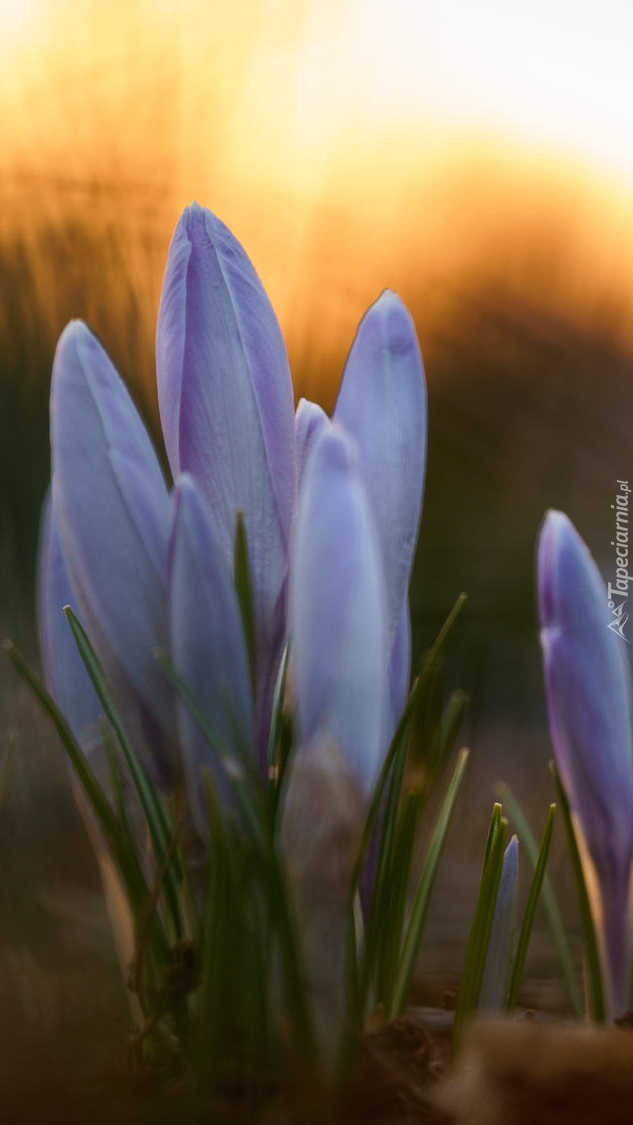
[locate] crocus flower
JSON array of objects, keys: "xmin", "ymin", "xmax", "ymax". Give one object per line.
[
  {"xmin": 479, "ymin": 835, "xmax": 519, "ymax": 1011},
  {"xmin": 156, "ymin": 204, "xmax": 295, "ymax": 771},
  {"xmin": 38, "ymin": 202, "xmax": 427, "ymax": 837},
  {"xmin": 290, "ymin": 425, "xmax": 388, "ymax": 793},
  {"xmin": 538, "ymin": 510, "xmax": 633, "ymax": 1018},
  {"xmin": 49, "ymin": 320, "xmax": 173, "ymax": 786}
]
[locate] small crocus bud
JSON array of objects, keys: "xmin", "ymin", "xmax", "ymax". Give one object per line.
[
  {"xmin": 538, "ymin": 510, "xmax": 633, "ymax": 1018},
  {"xmin": 479, "ymin": 835, "xmax": 519, "ymax": 1011},
  {"xmin": 290, "ymin": 425, "xmax": 388, "ymax": 795}
]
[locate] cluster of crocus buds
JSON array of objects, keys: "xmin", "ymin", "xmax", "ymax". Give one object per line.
[{"xmin": 38, "ymin": 201, "xmax": 427, "ymax": 860}]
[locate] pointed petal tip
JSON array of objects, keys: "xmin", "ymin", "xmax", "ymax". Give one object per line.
[
  {"xmin": 365, "ymin": 290, "xmax": 424, "ymax": 363},
  {"xmin": 315, "ymin": 422, "xmax": 358, "ymax": 476}
]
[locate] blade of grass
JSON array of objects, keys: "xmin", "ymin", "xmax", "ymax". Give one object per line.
[
  {"xmin": 551, "ymin": 762, "xmax": 605, "ymax": 1023},
  {"xmin": 376, "ymin": 788, "xmax": 422, "ymax": 1006},
  {"xmin": 63, "ymin": 608, "xmax": 182, "ymax": 940},
  {"xmin": 234, "ymin": 510, "xmax": 256, "ymax": 699},
  {"xmin": 453, "ymin": 804, "xmax": 508, "ymax": 1050},
  {"xmin": 267, "ymin": 642, "xmax": 289, "ymax": 772},
  {"xmin": 506, "ymin": 804, "xmax": 555, "ymax": 1010},
  {"xmin": 351, "ymin": 593, "xmax": 468, "ymax": 894},
  {"xmin": 158, "ymin": 652, "xmax": 268, "ymax": 854},
  {"xmin": 499, "ymin": 783, "xmax": 582, "ymax": 1017},
  {"xmin": 5, "ymin": 641, "xmax": 168, "ymax": 960},
  {"xmin": 389, "ymin": 747, "xmax": 470, "ymax": 1017}
]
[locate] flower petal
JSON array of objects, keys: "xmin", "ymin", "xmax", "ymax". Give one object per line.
[
  {"xmin": 37, "ymin": 487, "xmax": 102, "ymax": 750},
  {"xmin": 290, "ymin": 426, "xmax": 387, "ymax": 793},
  {"xmin": 479, "ymin": 835, "xmax": 519, "ymax": 1011},
  {"xmin": 295, "ymin": 397, "xmax": 329, "ymax": 492},
  {"xmin": 538, "ymin": 509, "xmax": 633, "ymax": 1015},
  {"xmin": 334, "ymin": 290, "xmax": 427, "ymax": 648},
  {"xmin": 169, "ymin": 474, "xmax": 254, "ymax": 831},
  {"xmin": 50, "ymin": 320, "xmax": 173, "ymax": 778},
  {"xmin": 156, "ymin": 204, "xmax": 295, "ymax": 644}
]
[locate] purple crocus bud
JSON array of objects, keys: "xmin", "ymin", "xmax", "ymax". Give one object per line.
[
  {"xmin": 480, "ymin": 835, "xmax": 519, "ymax": 1011},
  {"xmin": 334, "ymin": 292, "xmax": 426, "ymax": 641},
  {"xmin": 538, "ymin": 510, "xmax": 633, "ymax": 1018},
  {"xmin": 290, "ymin": 426, "xmax": 387, "ymax": 794},
  {"xmin": 156, "ymin": 204, "xmax": 296, "ymax": 768},
  {"xmin": 169, "ymin": 475, "xmax": 254, "ymax": 833},
  {"xmin": 334, "ymin": 291, "xmax": 426, "ymax": 739},
  {"xmin": 49, "ymin": 321, "xmax": 174, "ymax": 786},
  {"xmin": 295, "ymin": 397, "xmax": 329, "ymax": 491}
]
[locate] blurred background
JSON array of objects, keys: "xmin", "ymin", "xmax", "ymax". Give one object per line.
[{"xmin": 2, "ymin": 0, "xmax": 633, "ymax": 1109}]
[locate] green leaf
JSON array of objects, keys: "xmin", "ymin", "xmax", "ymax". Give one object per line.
[
  {"xmin": 234, "ymin": 510, "xmax": 256, "ymax": 698},
  {"xmin": 267, "ymin": 642, "xmax": 289, "ymax": 772},
  {"xmin": 506, "ymin": 804, "xmax": 555, "ymax": 1011},
  {"xmin": 551, "ymin": 761, "xmax": 605, "ymax": 1023},
  {"xmin": 389, "ymin": 747, "xmax": 470, "ymax": 1018},
  {"xmin": 499, "ymin": 783, "xmax": 582, "ymax": 1018},
  {"xmin": 352, "ymin": 593, "xmax": 468, "ymax": 895},
  {"xmin": 158, "ymin": 650, "xmax": 268, "ymax": 854},
  {"xmin": 376, "ymin": 788, "xmax": 422, "ymax": 1007},
  {"xmin": 453, "ymin": 802, "xmax": 508, "ymax": 1050},
  {"xmin": 5, "ymin": 641, "xmax": 168, "ymax": 962},
  {"xmin": 63, "ymin": 608, "xmax": 183, "ymax": 942}
]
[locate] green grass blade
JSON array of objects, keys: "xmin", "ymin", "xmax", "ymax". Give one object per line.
[
  {"xmin": 389, "ymin": 747, "xmax": 470, "ymax": 1017},
  {"xmin": 453, "ymin": 803, "xmax": 508, "ymax": 1050},
  {"xmin": 376, "ymin": 789, "xmax": 422, "ymax": 1007},
  {"xmin": 506, "ymin": 804, "xmax": 555, "ymax": 1011},
  {"xmin": 234, "ymin": 510, "xmax": 256, "ymax": 698},
  {"xmin": 499, "ymin": 783, "xmax": 582, "ymax": 1017},
  {"xmin": 352, "ymin": 593, "xmax": 468, "ymax": 894},
  {"xmin": 63, "ymin": 608, "xmax": 182, "ymax": 940},
  {"xmin": 551, "ymin": 762, "xmax": 605, "ymax": 1022},
  {"xmin": 267, "ymin": 642, "xmax": 289, "ymax": 772},
  {"xmin": 158, "ymin": 652, "xmax": 268, "ymax": 853},
  {"xmin": 5, "ymin": 641, "xmax": 167, "ymax": 959}
]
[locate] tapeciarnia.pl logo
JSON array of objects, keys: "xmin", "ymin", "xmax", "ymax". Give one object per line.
[{"xmin": 607, "ymin": 480, "xmax": 631, "ymax": 642}]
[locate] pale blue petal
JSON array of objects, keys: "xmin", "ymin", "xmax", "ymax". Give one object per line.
[
  {"xmin": 295, "ymin": 397, "xmax": 329, "ymax": 491},
  {"xmin": 334, "ymin": 290, "xmax": 426, "ymax": 647},
  {"xmin": 169, "ymin": 474, "xmax": 254, "ymax": 830},
  {"xmin": 37, "ymin": 487, "xmax": 102, "ymax": 752},
  {"xmin": 50, "ymin": 320, "xmax": 174, "ymax": 778},
  {"xmin": 290, "ymin": 427, "xmax": 387, "ymax": 794}
]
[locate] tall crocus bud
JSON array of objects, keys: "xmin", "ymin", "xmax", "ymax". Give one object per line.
[
  {"xmin": 156, "ymin": 204, "xmax": 296, "ymax": 769},
  {"xmin": 50, "ymin": 321, "xmax": 174, "ymax": 786},
  {"xmin": 334, "ymin": 291, "xmax": 427, "ymax": 738},
  {"xmin": 538, "ymin": 510, "xmax": 633, "ymax": 1018},
  {"xmin": 290, "ymin": 425, "xmax": 388, "ymax": 793}
]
